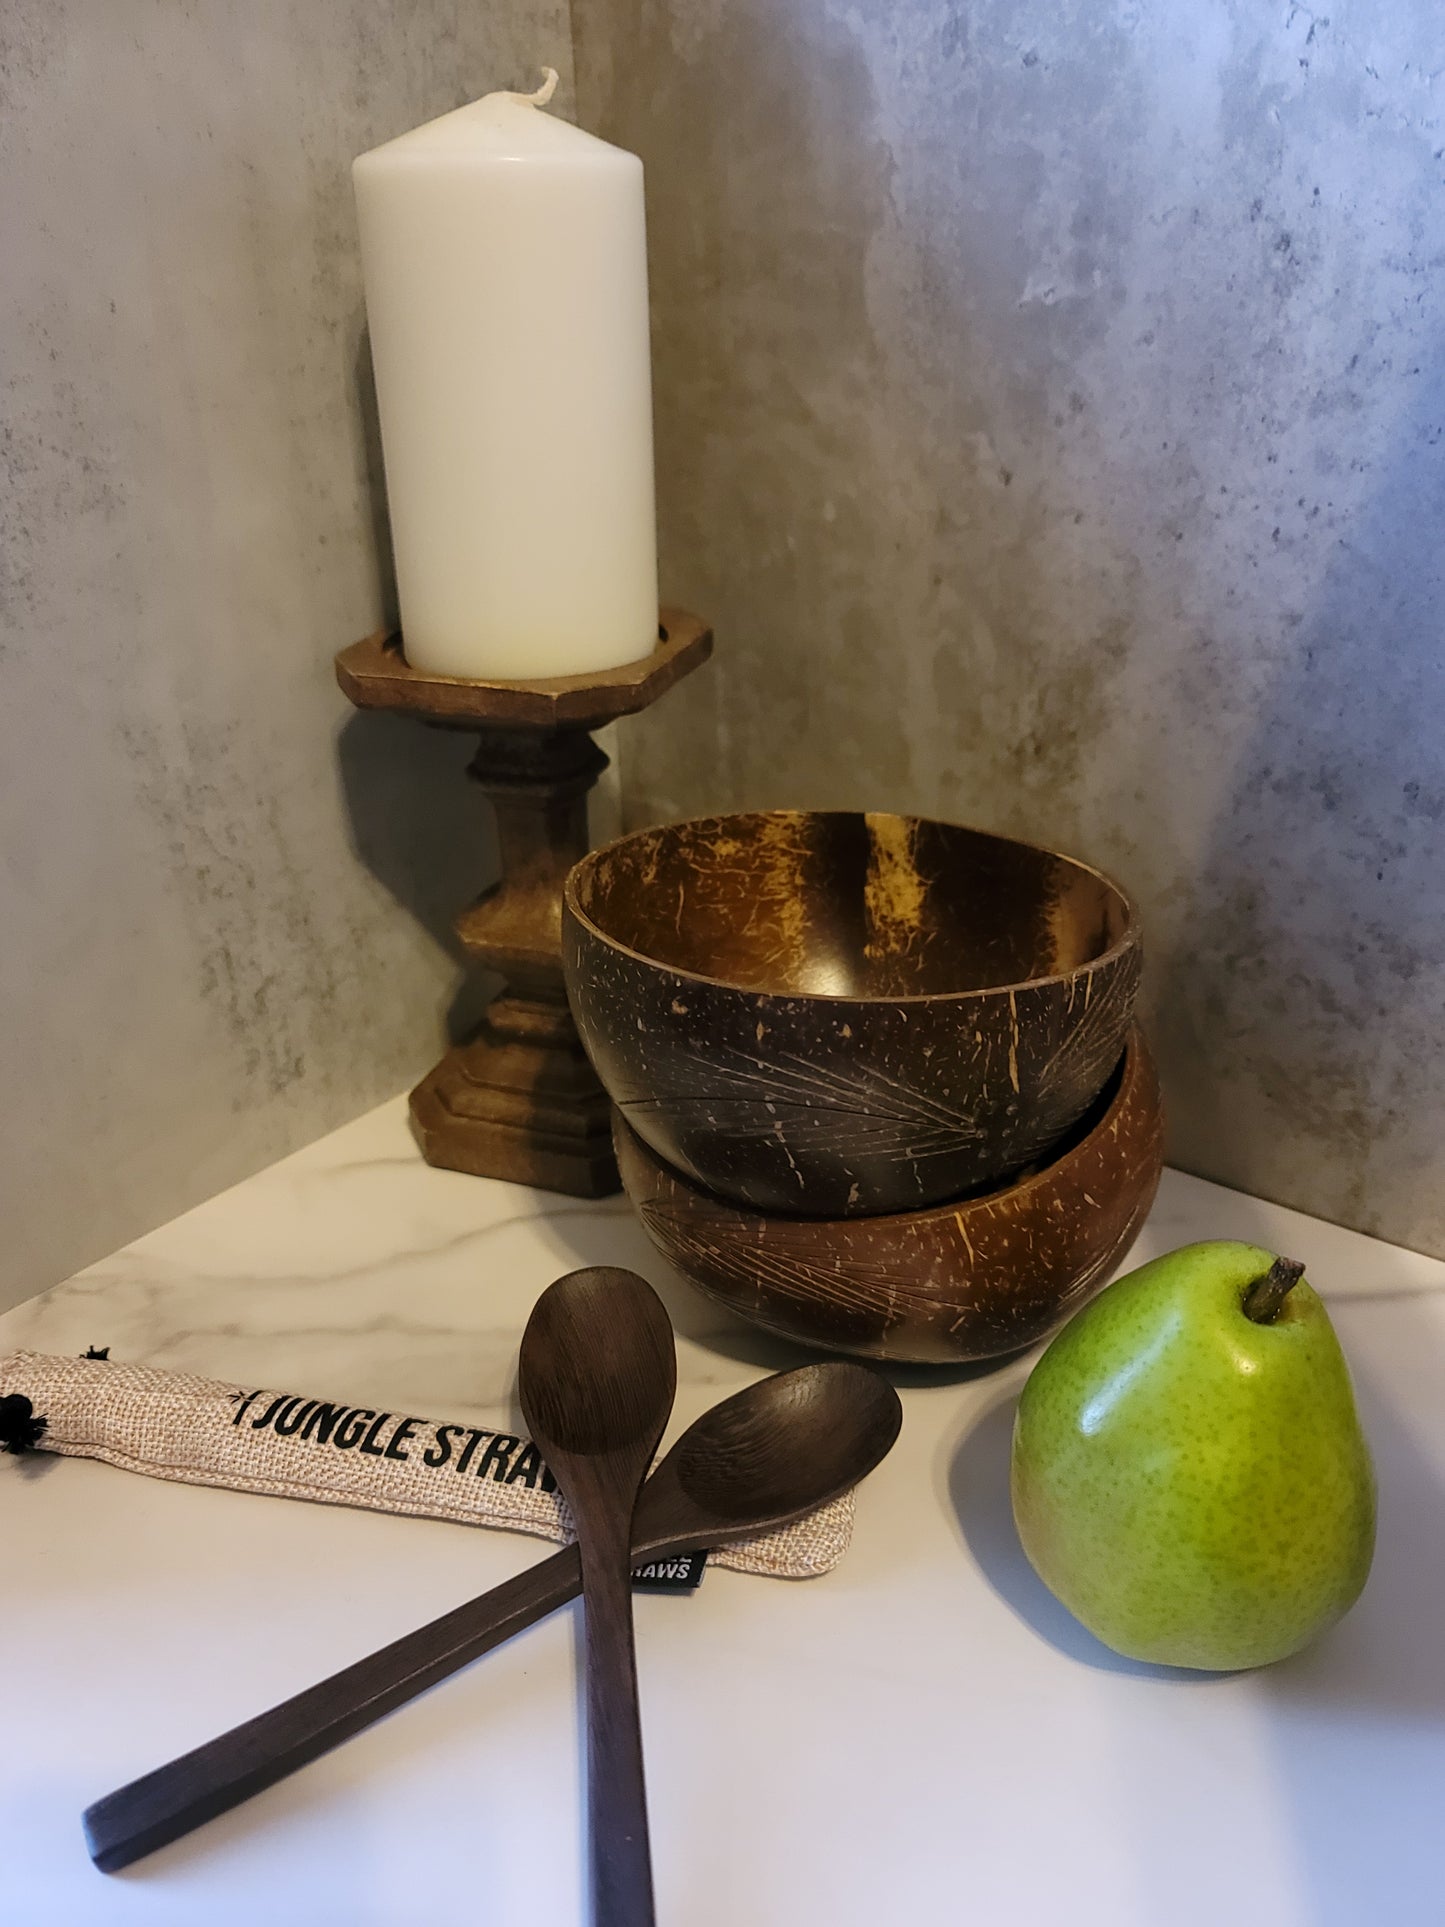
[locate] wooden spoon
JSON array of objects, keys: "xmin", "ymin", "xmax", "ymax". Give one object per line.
[
  {"xmin": 517, "ymin": 1266, "xmax": 676, "ymax": 1927},
  {"xmin": 83, "ymin": 1359, "xmax": 902, "ymax": 1873}
]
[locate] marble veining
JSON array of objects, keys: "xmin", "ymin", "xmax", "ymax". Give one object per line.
[{"xmin": 3, "ymin": 1099, "xmax": 1445, "ymax": 1922}]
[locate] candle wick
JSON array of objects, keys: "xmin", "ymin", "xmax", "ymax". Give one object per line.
[{"xmin": 521, "ymin": 67, "xmax": 559, "ymax": 108}]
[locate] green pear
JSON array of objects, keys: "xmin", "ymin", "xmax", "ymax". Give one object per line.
[{"xmin": 1010, "ymin": 1241, "xmax": 1376, "ymax": 1670}]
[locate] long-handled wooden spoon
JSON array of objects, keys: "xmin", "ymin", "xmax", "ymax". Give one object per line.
[
  {"xmin": 83, "ymin": 1359, "xmax": 902, "ymax": 1874},
  {"xmin": 517, "ymin": 1267, "xmax": 676, "ymax": 1927}
]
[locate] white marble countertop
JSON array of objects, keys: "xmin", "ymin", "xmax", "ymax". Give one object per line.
[{"xmin": 3, "ymin": 1098, "xmax": 1444, "ymax": 1925}]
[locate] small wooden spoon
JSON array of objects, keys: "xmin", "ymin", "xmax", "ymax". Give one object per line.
[
  {"xmin": 83, "ymin": 1361, "xmax": 902, "ymax": 1873},
  {"xmin": 518, "ymin": 1267, "xmax": 676, "ymax": 1927}
]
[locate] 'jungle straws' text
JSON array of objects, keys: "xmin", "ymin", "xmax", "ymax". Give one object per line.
[{"xmin": 229, "ymin": 1390, "xmax": 557, "ymax": 1491}]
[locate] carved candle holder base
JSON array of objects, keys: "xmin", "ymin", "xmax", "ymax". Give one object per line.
[{"xmin": 336, "ymin": 609, "xmax": 713, "ymax": 1196}]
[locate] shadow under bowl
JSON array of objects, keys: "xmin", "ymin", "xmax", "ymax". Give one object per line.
[
  {"xmin": 565, "ymin": 810, "xmax": 1142, "ymax": 1216},
  {"xmin": 614, "ymin": 1028, "xmax": 1164, "ymax": 1366}
]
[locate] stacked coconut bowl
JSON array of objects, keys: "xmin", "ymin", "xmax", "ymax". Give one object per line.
[{"xmin": 563, "ymin": 811, "xmax": 1162, "ymax": 1366}]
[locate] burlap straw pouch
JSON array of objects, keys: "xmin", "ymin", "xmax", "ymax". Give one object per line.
[{"xmin": 0, "ymin": 1351, "xmax": 851, "ymax": 1579}]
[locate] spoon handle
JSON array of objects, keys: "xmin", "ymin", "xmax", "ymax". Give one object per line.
[
  {"xmin": 580, "ymin": 1517, "xmax": 656, "ymax": 1927},
  {"xmin": 83, "ymin": 1543, "xmax": 584, "ymax": 1873}
]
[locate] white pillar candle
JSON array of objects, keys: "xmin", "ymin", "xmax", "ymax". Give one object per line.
[{"xmin": 353, "ymin": 73, "xmax": 659, "ymax": 681}]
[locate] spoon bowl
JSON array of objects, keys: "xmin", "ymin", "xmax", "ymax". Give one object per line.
[
  {"xmin": 650, "ymin": 1362, "xmax": 902, "ymax": 1540},
  {"xmin": 519, "ymin": 1265, "xmax": 677, "ymax": 1458}
]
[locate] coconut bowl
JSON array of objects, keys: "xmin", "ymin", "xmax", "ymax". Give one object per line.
[
  {"xmin": 614, "ymin": 1029, "xmax": 1163, "ymax": 1366},
  {"xmin": 565, "ymin": 810, "xmax": 1141, "ymax": 1217}
]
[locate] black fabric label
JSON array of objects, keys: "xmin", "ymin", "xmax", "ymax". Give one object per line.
[{"xmin": 631, "ymin": 1549, "xmax": 708, "ymax": 1592}]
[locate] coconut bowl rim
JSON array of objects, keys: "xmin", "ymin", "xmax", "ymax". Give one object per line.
[{"xmin": 566, "ymin": 808, "xmax": 1140, "ymax": 1008}]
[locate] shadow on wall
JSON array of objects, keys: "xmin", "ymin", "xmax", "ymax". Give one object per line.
[
  {"xmin": 354, "ymin": 330, "xmax": 398, "ymax": 633},
  {"xmin": 335, "ymin": 329, "xmax": 501, "ymax": 1048},
  {"xmin": 1153, "ymin": 331, "xmax": 1445, "ymax": 1252},
  {"xmin": 335, "ymin": 711, "xmax": 499, "ymax": 1044}
]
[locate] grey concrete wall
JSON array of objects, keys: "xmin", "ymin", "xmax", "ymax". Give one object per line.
[
  {"xmin": 5, "ymin": 0, "xmax": 1440, "ymax": 1304},
  {"xmin": 0, "ymin": 3, "xmax": 573, "ymax": 1309},
  {"xmin": 576, "ymin": 0, "xmax": 1445, "ymax": 1256}
]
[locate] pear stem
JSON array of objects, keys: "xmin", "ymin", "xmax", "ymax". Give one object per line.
[{"xmin": 1242, "ymin": 1256, "xmax": 1306, "ymax": 1324}]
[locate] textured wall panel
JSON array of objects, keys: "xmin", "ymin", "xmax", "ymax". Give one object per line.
[
  {"xmin": 575, "ymin": 0, "xmax": 1445, "ymax": 1255},
  {"xmin": 0, "ymin": 4, "xmax": 573, "ymax": 1306}
]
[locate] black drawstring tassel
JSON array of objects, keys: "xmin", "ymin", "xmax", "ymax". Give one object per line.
[
  {"xmin": 0, "ymin": 1393, "xmax": 48, "ymax": 1455},
  {"xmin": 82, "ymin": 1345, "xmax": 110, "ymax": 1360}
]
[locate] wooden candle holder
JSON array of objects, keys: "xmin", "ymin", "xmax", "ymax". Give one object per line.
[{"xmin": 336, "ymin": 610, "xmax": 712, "ymax": 1196}]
